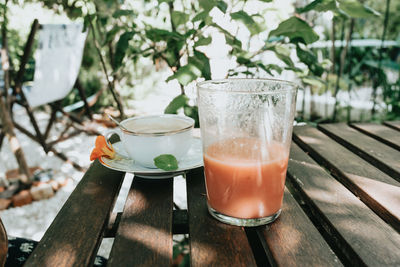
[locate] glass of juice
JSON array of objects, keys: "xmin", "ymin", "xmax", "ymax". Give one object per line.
[{"xmin": 197, "ymin": 78, "xmax": 298, "ymax": 226}]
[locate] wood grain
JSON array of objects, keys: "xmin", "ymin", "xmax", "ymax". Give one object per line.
[
  {"xmin": 287, "ymin": 142, "xmax": 400, "ymax": 266},
  {"xmin": 257, "ymin": 188, "xmax": 342, "ymax": 267},
  {"xmin": 24, "ymin": 160, "xmax": 125, "ymax": 267},
  {"xmin": 186, "ymin": 167, "xmax": 257, "ymax": 267},
  {"xmin": 319, "ymin": 123, "xmax": 400, "ymax": 181},
  {"xmin": 351, "ymin": 123, "xmax": 400, "ymax": 151},
  {"xmin": 293, "ymin": 125, "xmax": 400, "ymax": 232},
  {"xmin": 0, "ymin": 218, "xmax": 7, "ymax": 267},
  {"xmin": 107, "ymin": 177, "xmax": 174, "ymax": 267},
  {"xmin": 104, "ymin": 212, "xmax": 122, "ymax": 238},
  {"xmin": 384, "ymin": 120, "xmax": 400, "ymax": 131}
]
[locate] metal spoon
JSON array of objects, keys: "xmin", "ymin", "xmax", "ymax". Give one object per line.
[{"xmin": 107, "ymin": 114, "xmax": 130, "ymax": 132}]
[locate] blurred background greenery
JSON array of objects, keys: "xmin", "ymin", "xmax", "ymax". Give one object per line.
[{"xmin": 1, "ymin": 0, "xmax": 399, "ymax": 125}]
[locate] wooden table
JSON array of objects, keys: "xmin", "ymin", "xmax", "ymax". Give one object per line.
[{"xmin": 24, "ymin": 122, "xmax": 400, "ymax": 266}]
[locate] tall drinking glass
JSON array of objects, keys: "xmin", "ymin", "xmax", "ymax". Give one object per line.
[{"xmin": 197, "ymin": 78, "xmax": 298, "ymax": 226}]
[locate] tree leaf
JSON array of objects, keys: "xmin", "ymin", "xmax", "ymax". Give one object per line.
[
  {"xmin": 338, "ymin": 0, "xmax": 380, "ymax": 18},
  {"xmin": 190, "ymin": 50, "xmax": 211, "ymax": 80},
  {"xmin": 269, "ymin": 16, "xmax": 319, "ymax": 45},
  {"xmin": 231, "ymin": 11, "xmax": 262, "ymax": 36},
  {"xmin": 69, "ymin": 7, "xmax": 83, "ymax": 19},
  {"xmin": 199, "ymin": 0, "xmax": 215, "ymax": 12},
  {"xmin": 183, "ymin": 105, "xmax": 199, "ymax": 127},
  {"xmin": 112, "ymin": 9, "xmax": 135, "ymax": 18},
  {"xmin": 211, "ymin": 23, "xmax": 242, "ymax": 49},
  {"xmin": 83, "ymin": 14, "xmax": 95, "ymax": 33},
  {"xmin": 285, "ymin": 66, "xmax": 304, "ymax": 73},
  {"xmin": 296, "ymin": 46, "xmax": 324, "ymax": 76},
  {"xmin": 163, "ymin": 50, "xmax": 178, "ymax": 67},
  {"xmin": 164, "ymin": 94, "xmax": 189, "ymax": 114},
  {"xmin": 146, "ymin": 28, "xmax": 182, "ymax": 42},
  {"xmin": 236, "ymin": 56, "xmax": 252, "ymax": 65},
  {"xmin": 104, "ymin": 26, "xmax": 121, "ymax": 45},
  {"xmin": 258, "ymin": 63, "xmax": 283, "ymax": 75},
  {"xmin": 166, "ymin": 64, "xmax": 202, "ymax": 86},
  {"xmin": 257, "ymin": 63, "xmax": 273, "ymax": 75},
  {"xmin": 364, "ymin": 60, "xmax": 400, "ymax": 71},
  {"xmin": 259, "ymin": 0, "xmax": 273, "ymax": 2},
  {"xmin": 184, "ymin": 29, "xmax": 196, "ymax": 38},
  {"xmin": 154, "ymin": 154, "xmax": 179, "ymax": 171},
  {"xmin": 216, "ymin": 1, "xmax": 228, "ymax": 13},
  {"xmin": 114, "ymin": 31, "xmax": 134, "ymax": 70},
  {"xmin": 296, "ymin": 0, "xmax": 337, "ymax": 13},
  {"xmin": 194, "ymin": 36, "xmax": 212, "ymax": 47},
  {"xmin": 192, "ymin": 11, "xmax": 209, "ymax": 22},
  {"xmin": 171, "ymin": 11, "xmax": 189, "ymax": 27},
  {"xmin": 266, "ymin": 45, "xmax": 294, "ymax": 67}
]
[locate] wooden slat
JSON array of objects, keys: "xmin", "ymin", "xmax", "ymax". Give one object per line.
[
  {"xmin": 25, "ymin": 160, "xmax": 125, "ymax": 267},
  {"xmin": 293, "ymin": 126, "xmax": 400, "ymax": 232},
  {"xmin": 257, "ymin": 188, "xmax": 342, "ymax": 266},
  {"xmin": 287, "ymin": 143, "xmax": 400, "ymax": 266},
  {"xmin": 319, "ymin": 123, "xmax": 400, "ymax": 181},
  {"xmin": 0, "ymin": 218, "xmax": 7, "ymax": 267},
  {"xmin": 384, "ymin": 120, "xmax": 400, "ymax": 131},
  {"xmin": 107, "ymin": 177, "xmax": 174, "ymax": 267},
  {"xmin": 186, "ymin": 167, "xmax": 257, "ymax": 267},
  {"xmin": 351, "ymin": 123, "xmax": 400, "ymax": 151}
]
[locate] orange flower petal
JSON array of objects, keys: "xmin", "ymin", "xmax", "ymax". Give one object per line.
[
  {"xmin": 90, "ymin": 147, "xmax": 103, "ymax": 161},
  {"xmin": 90, "ymin": 136, "xmax": 116, "ymax": 161},
  {"xmin": 97, "ymin": 136, "xmax": 110, "ymax": 149}
]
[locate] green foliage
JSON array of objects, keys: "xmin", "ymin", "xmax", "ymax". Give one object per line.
[
  {"xmin": 173, "ymin": 237, "xmax": 189, "ymax": 267},
  {"xmin": 164, "ymin": 94, "xmax": 189, "ymax": 114},
  {"xmin": 296, "ymin": 46, "xmax": 324, "ymax": 76},
  {"xmin": 114, "ymin": 31, "xmax": 135, "ymax": 70},
  {"xmin": 194, "ymin": 36, "xmax": 211, "ymax": 47},
  {"xmin": 296, "ymin": 0, "xmax": 337, "ymax": 13},
  {"xmin": 171, "ymin": 11, "xmax": 189, "ymax": 27},
  {"xmin": 231, "ymin": 10, "xmax": 262, "ymax": 35},
  {"xmin": 112, "ymin": 9, "xmax": 135, "ymax": 18},
  {"xmin": 164, "ymin": 94, "xmax": 199, "ymax": 127},
  {"xmin": 166, "ymin": 64, "xmax": 202, "ymax": 86},
  {"xmin": 269, "ymin": 17, "xmax": 319, "ymax": 45},
  {"xmin": 338, "ymin": 0, "xmax": 380, "ymax": 18},
  {"xmin": 216, "ymin": 1, "xmax": 228, "ymax": 13},
  {"xmin": 16, "ymin": 0, "xmax": 398, "ymax": 123},
  {"xmin": 296, "ymin": 0, "xmax": 380, "ymax": 18},
  {"xmin": 190, "ymin": 51, "xmax": 211, "ymax": 80}
]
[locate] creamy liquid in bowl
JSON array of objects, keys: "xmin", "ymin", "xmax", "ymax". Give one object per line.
[{"xmin": 122, "ymin": 117, "xmax": 192, "ymax": 134}]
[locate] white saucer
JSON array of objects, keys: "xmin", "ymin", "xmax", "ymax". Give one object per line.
[{"xmin": 100, "ymin": 137, "xmax": 203, "ymax": 179}]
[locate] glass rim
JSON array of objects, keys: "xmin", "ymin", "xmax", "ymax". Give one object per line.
[{"xmin": 197, "ymin": 78, "xmax": 299, "ymax": 94}]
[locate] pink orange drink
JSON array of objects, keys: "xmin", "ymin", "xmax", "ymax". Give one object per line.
[
  {"xmin": 204, "ymin": 138, "xmax": 288, "ymax": 219},
  {"xmin": 197, "ymin": 78, "xmax": 297, "ymax": 226}
]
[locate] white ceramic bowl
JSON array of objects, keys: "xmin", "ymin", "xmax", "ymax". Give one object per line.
[{"xmin": 106, "ymin": 114, "xmax": 195, "ymax": 168}]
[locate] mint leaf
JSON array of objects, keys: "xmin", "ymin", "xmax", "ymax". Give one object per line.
[{"xmin": 154, "ymin": 154, "xmax": 179, "ymax": 171}]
